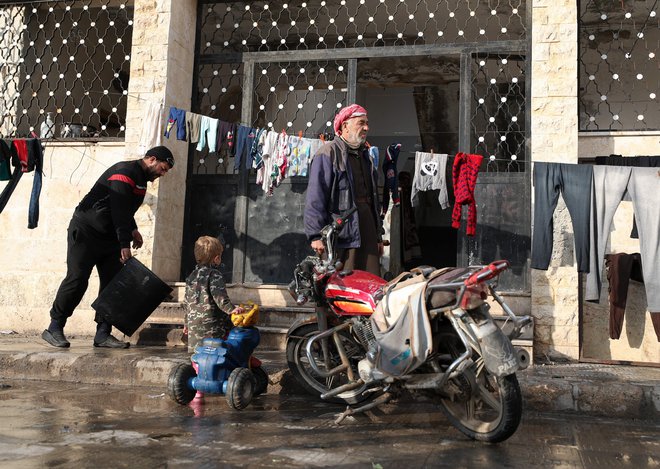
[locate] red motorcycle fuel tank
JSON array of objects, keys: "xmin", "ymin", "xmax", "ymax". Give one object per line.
[{"xmin": 325, "ymin": 270, "xmax": 387, "ymax": 316}]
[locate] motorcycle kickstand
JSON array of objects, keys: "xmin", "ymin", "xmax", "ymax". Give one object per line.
[{"xmin": 334, "ymin": 392, "xmax": 393, "ymax": 425}]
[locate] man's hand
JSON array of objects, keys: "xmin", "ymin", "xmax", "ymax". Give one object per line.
[
  {"xmin": 231, "ymin": 306, "xmax": 245, "ymax": 315},
  {"xmin": 131, "ymin": 229, "xmax": 143, "ymax": 249},
  {"xmin": 311, "ymin": 239, "xmax": 325, "ymax": 255},
  {"xmin": 120, "ymin": 248, "xmax": 133, "ymax": 263},
  {"xmin": 378, "ymin": 242, "xmax": 384, "ymax": 257}
]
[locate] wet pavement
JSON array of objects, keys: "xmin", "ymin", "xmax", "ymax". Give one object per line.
[{"xmin": 0, "ymin": 379, "xmax": 658, "ymax": 468}]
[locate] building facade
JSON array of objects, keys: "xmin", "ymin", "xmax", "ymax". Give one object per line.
[{"xmin": 0, "ymin": 0, "xmax": 657, "ymax": 364}]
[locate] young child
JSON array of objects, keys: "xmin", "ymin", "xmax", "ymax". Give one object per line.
[{"xmin": 184, "ymin": 236, "xmax": 243, "ymax": 353}]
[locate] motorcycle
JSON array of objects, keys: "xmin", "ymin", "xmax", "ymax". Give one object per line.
[{"xmin": 286, "ymin": 207, "xmax": 531, "ymax": 443}]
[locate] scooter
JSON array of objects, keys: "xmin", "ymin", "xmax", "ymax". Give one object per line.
[
  {"xmin": 286, "ymin": 207, "xmax": 531, "ymax": 442},
  {"xmin": 167, "ymin": 304, "xmax": 268, "ymax": 410}
]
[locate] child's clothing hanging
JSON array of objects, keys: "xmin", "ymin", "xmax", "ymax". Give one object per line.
[
  {"xmin": 186, "ymin": 112, "xmax": 202, "ymax": 144},
  {"xmin": 164, "ymin": 106, "xmax": 187, "ymax": 141},
  {"xmin": 196, "ymin": 116, "xmax": 219, "ymax": 152}
]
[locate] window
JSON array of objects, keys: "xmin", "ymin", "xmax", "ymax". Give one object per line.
[
  {"xmin": 0, "ymin": 1, "xmax": 134, "ymax": 140},
  {"xmin": 579, "ymin": 0, "xmax": 659, "ymax": 131}
]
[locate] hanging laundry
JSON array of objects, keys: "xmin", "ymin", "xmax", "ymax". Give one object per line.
[
  {"xmin": 186, "ymin": 112, "xmax": 202, "ymax": 144},
  {"xmin": 451, "ymin": 152, "xmax": 483, "ymax": 237},
  {"xmin": 309, "ymin": 138, "xmax": 324, "ymax": 163},
  {"xmin": 0, "ymin": 140, "xmax": 12, "ymax": 181},
  {"xmin": 164, "ymin": 106, "xmax": 187, "ymax": 141},
  {"xmin": 604, "ymin": 252, "xmax": 659, "ymax": 341},
  {"xmin": 287, "ymin": 136, "xmax": 312, "ymax": 177},
  {"xmin": 250, "ymin": 128, "xmax": 267, "ymax": 170},
  {"xmin": 411, "ymin": 151, "xmax": 449, "ymax": 210},
  {"xmin": 137, "ymin": 100, "xmax": 163, "ymax": 154},
  {"xmin": 368, "ymin": 144, "xmax": 379, "ymax": 169},
  {"xmin": 586, "ymin": 166, "xmax": 660, "ymax": 316},
  {"xmin": 234, "ymin": 125, "xmax": 256, "ymax": 170},
  {"xmin": 0, "ymin": 138, "xmax": 43, "ymax": 229},
  {"xmin": 196, "ymin": 116, "xmax": 219, "ymax": 152},
  {"xmin": 594, "ymin": 155, "xmax": 660, "ymax": 239},
  {"xmin": 381, "ymin": 143, "xmax": 401, "ymax": 217},
  {"xmin": 217, "ymin": 120, "xmax": 237, "ymax": 157},
  {"xmin": 257, "ymin": 130, "xmax": 279, "ymax": 194},
  {"xmin": 274, "ymin": 130, "xmax": 289, "ymax": 186},
  {"xmin": 531, "ymin": 162, "xmax": 593, "ymax": 272}
]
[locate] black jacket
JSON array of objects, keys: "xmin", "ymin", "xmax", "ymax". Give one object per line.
[{"xmin": 74, "ymin": 160, "xmax": 147, "ymax": 248}]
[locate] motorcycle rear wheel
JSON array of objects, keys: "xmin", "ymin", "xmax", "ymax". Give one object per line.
[
  {"xmin": 436, "ymin": 332, "xmax": 522, "ymax": 443},
  {"xmin": 286, "ymin": 323, "xmax": 373, "ymax": 405}
]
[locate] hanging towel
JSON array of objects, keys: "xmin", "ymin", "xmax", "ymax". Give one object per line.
[{"xmin": 138, "ymin": 100, "xmax": 163, "ymax": 154}]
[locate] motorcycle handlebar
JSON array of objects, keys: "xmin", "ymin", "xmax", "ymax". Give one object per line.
[{"xmin": 465, "ymin": 260, "xmax": 510, "ymax": 286}]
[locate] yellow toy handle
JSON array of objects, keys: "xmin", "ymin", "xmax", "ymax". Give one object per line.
[{"xmin": 231, "ymin": 301, "xmax": 260, "ymax": 327}]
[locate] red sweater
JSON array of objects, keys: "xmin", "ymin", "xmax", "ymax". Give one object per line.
[{"xmin": 451, "ymin": 153, "xmax": 483, "ymax": 236}]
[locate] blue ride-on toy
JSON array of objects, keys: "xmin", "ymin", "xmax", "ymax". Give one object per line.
[{"xmin": 167, "ymin": 325, "xmax": 269, "ymax": 410}]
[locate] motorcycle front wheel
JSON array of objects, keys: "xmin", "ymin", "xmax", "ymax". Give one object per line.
[
  {"xmin": 286, "ymin": 322, "xmax": 373, "ymax": 405},
  {"xmin": 435, "ymin": 331, "xmax": 522, "ymax": 443}
]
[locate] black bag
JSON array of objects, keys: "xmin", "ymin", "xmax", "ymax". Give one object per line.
[{"xmin": 91, "ymin": 257, "xmax": 172, "ymax": 336}]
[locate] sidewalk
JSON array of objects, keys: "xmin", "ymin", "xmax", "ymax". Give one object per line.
[{"xmin": 0, "ymin": 333, "xmax": 658, "ymax": 419}]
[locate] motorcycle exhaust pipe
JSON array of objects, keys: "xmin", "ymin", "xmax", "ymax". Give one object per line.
[{"xmin": 515, "ymin": 347, "xmax": 530, "ymax": 370}]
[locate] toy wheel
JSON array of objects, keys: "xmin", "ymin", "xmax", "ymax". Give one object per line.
[
  {"xmin": 167, "ymin": 363, "xmax": 196, "ymax": 405},
  {"xmin": 252, "ymin": 366, "xmax": 269, "ymax": 396},
  {"xmin": 225, "ymin": 367, "xmax": 255, "ymax": 410}
]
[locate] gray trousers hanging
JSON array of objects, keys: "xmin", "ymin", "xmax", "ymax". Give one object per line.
[
  {"xmin": 531, "ymin": 162, "xmax": 593, "ymax": 272},
  {"xmin": 586, "ymin": 166, "xmax": 660, "ymax": 313}
]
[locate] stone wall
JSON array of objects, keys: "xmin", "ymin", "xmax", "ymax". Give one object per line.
[{"xmin": 531, "ymin": 0, "xmax": 580, "ymax": 360}]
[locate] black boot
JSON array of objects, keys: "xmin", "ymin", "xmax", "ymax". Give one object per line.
[{"xmin": 42, "ymin": 329, "xmax": 70, "ymax": 348}]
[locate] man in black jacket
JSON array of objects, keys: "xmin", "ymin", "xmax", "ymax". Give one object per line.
[{"xmin": 42, "ymin": 146, "xmax": 175, "ymax": 348}]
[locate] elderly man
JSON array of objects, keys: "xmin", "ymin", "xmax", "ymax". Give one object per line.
[
  {"xmin": 42, "ymin": 146, "xmax": 175, "ymax": 349},
  {"xmin": 304, "ymin": 104, "xmax": 383, "ymax": 276}
]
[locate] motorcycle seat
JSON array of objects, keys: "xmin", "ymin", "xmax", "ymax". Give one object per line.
[{"xmin": 425, "ymin": 267, "xmax": 471, "ymax": 309}]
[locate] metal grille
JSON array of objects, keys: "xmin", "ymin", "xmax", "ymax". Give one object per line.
[
  {"xmin": 0, "ymin": 0, "xmax": 134, "ymax": 139},
  {"xmin": 193, "ymin": 62, "xmax": 244, "ymax": 175},
  {"xmin": 471, "ymin": 53, "xmax": 526, "ymax": 172},
  {"xmin": 579, "ymin": 0, "xmax": 659, "ymax": 131},
  {"xmin": 199, "ymin": 0, "xmax": 526, "ymax": 53},
  {"xmin": 192, "ymin": 59, "xmax": 348, "ymax": 175},
  {"xmin": 252, "ymin": 60, "xmax": 348, "ymax": 133}
]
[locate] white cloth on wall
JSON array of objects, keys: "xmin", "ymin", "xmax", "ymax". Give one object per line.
[{"xmin": 137, "ymin": 100, "xmax": 163, "ymax": 154}]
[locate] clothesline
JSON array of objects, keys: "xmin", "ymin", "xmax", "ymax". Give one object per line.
[{"xmin": 408, "ymin": 151, "xmax": 531, "ymax": 164}]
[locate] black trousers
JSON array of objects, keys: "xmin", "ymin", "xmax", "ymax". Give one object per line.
[{"xmin": 49, "ymin": 217, "xmax": 122, "ymax": 326}]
